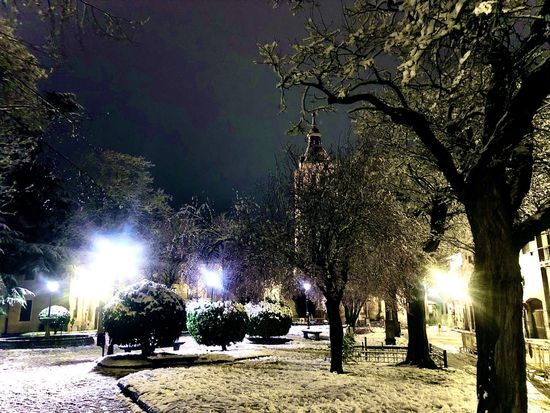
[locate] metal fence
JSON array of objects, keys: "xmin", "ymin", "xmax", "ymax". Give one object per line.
[
  {"xmin": 525, "ymin": 339, "xmax": 550, "ymax": 379},
  {"xmin": 429, "ymin": 343, "xmax": 449, "ymax": 369},
  {"xmin": 352, "ymin": 338, "xmax": 448, "ymax": 368},
  {"xmin": 459, "ymin": 330, "xmax": 477, "ymax": 354}
]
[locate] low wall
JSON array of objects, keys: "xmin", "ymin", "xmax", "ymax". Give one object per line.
[{"xmin": 0, "ymin": 334, "xmax": 95, "ymax": 349}]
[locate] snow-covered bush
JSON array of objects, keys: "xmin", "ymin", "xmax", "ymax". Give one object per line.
[
  {"xmin": 38, "ymin": 305, "xmax": 70, "ymax": 334},
  {"xmin": 245, "ymin": 300, "xmax": 292, "ymax": 338},
  {"xmin": 103, "ymin": 280, "xmax": 185, "ymax": 356},
  {"xmin": 186, "ymin": 300, "xmax": 248, "ymax": 350}
]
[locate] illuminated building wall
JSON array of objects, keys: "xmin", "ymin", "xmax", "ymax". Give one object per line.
[{"xmin": 520, "ymin": 231, "xmax": 550, "ymax": 339}]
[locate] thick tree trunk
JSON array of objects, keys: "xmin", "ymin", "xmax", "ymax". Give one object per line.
[
  {"xmin": 326, "ymin": 296, "xmax": 344, "ymax": 373},
  {"xmin": 400, "ymin": 195, "xmax": 446, "ymax": 367},
  {"xmin": 467, "ymin": 193, "xmax": 527, "ymax": 413},
  {"xmin": 402, "ymin": 284, "xmax": 437, "ymax": 368}
]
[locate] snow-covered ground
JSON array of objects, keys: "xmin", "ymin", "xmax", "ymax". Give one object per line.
[{"xmin": 116, "ymin": 326, "xmax": 550, "ymax": 413}]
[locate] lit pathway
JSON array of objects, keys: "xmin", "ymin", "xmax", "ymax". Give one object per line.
[
  {"xmin": 426, "ymin": 325, "xmax": 550, "ymax": 411},
  {"xmin": 0, "ymin": 346, "xmax": 135, "ymax": 413}
]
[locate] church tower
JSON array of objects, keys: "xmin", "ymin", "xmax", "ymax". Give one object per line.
[{"xmin": 298, "ymin": 113, "xmax": 329, "ymax": 170}]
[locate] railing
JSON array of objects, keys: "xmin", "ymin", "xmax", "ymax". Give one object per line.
[
  {"xmin": 525, "ymin": 339, "xmax": 550, "ymax": 379},
  {"xmin": 429, "ymin": 343, "xmax": 449, "ymax": 368},
  {"xmin": 352, "ymin": 338, "xmax": 448, "ymax": 368},
  {"xmin": 459, "ymin": 330, "xmax": 477, "ymax": 354}
]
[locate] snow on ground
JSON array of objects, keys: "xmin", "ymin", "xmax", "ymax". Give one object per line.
[
  {"xmin": 117, "ymin": 326, "xmax": 550, "ymax": 413},
  {"xmin": 119, "ymin": 345, "xmax": 477, "ymax": 413}
]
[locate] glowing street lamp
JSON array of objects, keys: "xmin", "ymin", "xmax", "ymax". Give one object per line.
[
  {"xmin": 44, "ymin": 280, "xmax": 59, "ymax": 337},
  {"xmin": 89, "ymin": 235, "xmax": 144, "ymax": 291},
  {"xmin": 303, "ymin": 282, "xmax": 311, "ymax": 329},
  {"xmin": 201, "ymin": 266, "xmax": 223, "ymax": 300},
  {"xmin": 75, "ymin": 233, "xmax": 145, "ymax": 355},
  {"xmin": 46, "ymin": 280, "xmax": 59, "ymax": 317}
]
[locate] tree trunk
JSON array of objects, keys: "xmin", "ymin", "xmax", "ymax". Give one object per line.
[
  {"xmin": 3, "ymin": 304, "xmax": 9, "ymax": 336},
  {"xmin": 400, "ymin": 195, "xmax": 446, "ymax": 367},
  {"xmin": 385, "ymin": 305, "xmax": 397, "ymax": 345},
  {"xmin": 141, "ymin": 340, "xmax": 155, "ymax": 357},
  {"xmin": 401, "ymin": 284, "xmax": 437, "ymax": 368},
  {"xmin": 467, "ymin": 192, "xmax": 526, "ymax": 413},
  {"xmin": 326, "ymin": 296, "xmax": 344, "ymax": 373},
  {"xmin": 344, "ymin": 300, "xmax": 363, "ymax": 329}
]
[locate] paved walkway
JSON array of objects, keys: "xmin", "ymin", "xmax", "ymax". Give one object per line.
[
  {"xmin": 426, "ymin": 325, "xmax": 550, "ymax": 410},
  {"xmin": 0, "ymin": 346, "xmax": 135, "ymax": 413}
]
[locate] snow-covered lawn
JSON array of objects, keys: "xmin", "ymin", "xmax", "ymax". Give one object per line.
[
  {"xmin": 115, "ymin": 328, "xmax": 550, "ymax": 413},
  {"xmin": 119, "ymin": 347, "xmax": 477, "ymax": 413}
]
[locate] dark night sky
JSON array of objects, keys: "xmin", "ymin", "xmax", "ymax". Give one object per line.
[{"xmin": 23, "ymin": 1, "xmax": 349, "ymax": 210}]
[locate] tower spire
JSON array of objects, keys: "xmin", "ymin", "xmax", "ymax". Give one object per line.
[{"xmin": 299, "ymin": 112, "xmax": 328, "ymax": 165}]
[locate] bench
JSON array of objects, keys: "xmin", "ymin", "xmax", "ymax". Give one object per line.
[
  {"xmin": 120, "ymin": 345, "xmax": 141, "ymax": 353},
  {"xmin": 119, "ymin": 340, "xmax": 185, "ymax": 353},
  {"xmin": 302, "ymin": 330, "xmax": 322, "ymax": 340},
  {"xmin": 172, "ymin": 340, "xmax": 185, "ymax": 351}
]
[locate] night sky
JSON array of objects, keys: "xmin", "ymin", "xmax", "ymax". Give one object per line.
[{"xmin": 22, "ymin": 1, "xmax": 348, "ymax": 210}]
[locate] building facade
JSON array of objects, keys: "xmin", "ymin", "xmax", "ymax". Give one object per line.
[
  {"xmin": 1, "ymin": 273, "xmax": 69, "ymax": 335},
  {"xmin": 520, "ymin": 230, "xmax": 550, "ymax": 339},
  {"xmin": 427, "ymin": 230, "xmax": 550, "ymax": 340}
]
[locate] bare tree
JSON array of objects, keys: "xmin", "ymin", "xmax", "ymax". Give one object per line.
[
  {"xmin": 260, "ymin": 1, "xmax": 550, "ymax": 411},
  {"xmin": 248, "ymin": 146, "xmax": 424, "ymax": 373}
]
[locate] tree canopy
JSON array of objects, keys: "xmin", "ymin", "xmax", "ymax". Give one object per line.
[{"xmin": 261, "ymin": 1, "xmax": 550, "ymax": 411}]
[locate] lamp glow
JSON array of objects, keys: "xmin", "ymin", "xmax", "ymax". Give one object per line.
[
  {"xmin": 73, "ymin": 233, "xmax": 145, "ymax": 302},
  {"xmin": 302, "ymin": 281, "xmax": 311, "ymax": 328},
  {"xmin": 428, "ymin": 268, "xmax": 469, "ymax": 301},
  {"xmin": 46, "ymin": 280, "xmax": 59, "ymax": 293},
  {"xmin": 200, "ymin": 266, "xmax": 223, "ymax": 290}
]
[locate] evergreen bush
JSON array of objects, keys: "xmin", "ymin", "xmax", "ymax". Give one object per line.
[
  {"xmin": 38, "ymin": 305, "xmax": 70, "ymax": 334},
  {"xmin": 245, "ymin": 300, "xmax": 292, "ymax": 338},
  {"xmin": 186, "ymin": 300, "xmax": 248, "ymax": 350},
  {"xmin": 103, "ymin": 280, "xmax": 185, "ymax": 356}
]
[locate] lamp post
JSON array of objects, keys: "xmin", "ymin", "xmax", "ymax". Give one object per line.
[
  {"xmin": 45, "ymin": 280, "xmax": 59, "ymax": 338},
  {"xmin": 303, "ymin": 282, "xmax": 311, "ymax": 329},
  {"xmin": 84, "ymin": 234, "xmax": 145, "ymax": 355},
  {"xmin": 201, "ymin": 266, "xmax": 223, "ymax": 301}
]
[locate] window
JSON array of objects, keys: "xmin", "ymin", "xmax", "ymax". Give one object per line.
[{"xmin": 19, "ymin": 300, "xmax": 33, "ymax": 322}]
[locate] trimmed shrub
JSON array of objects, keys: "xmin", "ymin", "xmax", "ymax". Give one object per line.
[
  {"xmin": 186, "ymin": 300, "xmax": 248, "ymax": 350},
  {"xmin": 38, "ymin": 305, "xmax": 70, "ymax": 334},
  {"xmin": 245, "ymin": 300, "xmax": 292, "ymax": 338},
  {"xmin": 103, "ymin": 280, "xmax": 185, "ymax": 356}
]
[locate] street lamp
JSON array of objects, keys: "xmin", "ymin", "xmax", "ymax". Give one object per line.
[
  {"xmin": 201, "ymin": 265, "xmax": 223, "ymax": 300},
  {"xmin": 46, "ymin": 280, "xmax": 59, "ymax": 317},
  {"xmin": 77, "ymin": 233, "xmax": 145, "ymax": 355},
  {"xmin": 303, "ymin": 282, "xmax": 311, "ymax": 329},
  {"xmin": 44, "ymin": 280, "xmax": 59, "ymax": 337}
]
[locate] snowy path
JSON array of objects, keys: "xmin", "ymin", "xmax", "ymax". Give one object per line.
[{"xmin": 0, "ymin": 346, "xmax": 137, "ymax": 413}]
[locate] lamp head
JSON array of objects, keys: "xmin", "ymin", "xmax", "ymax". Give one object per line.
[
  {"xmin": 46, "ymin": 280, "xmax": 59, "ymax": 293},
  {"xmin": 200, "ymin": 266, "xmax": 223, "ymax": 290}
]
